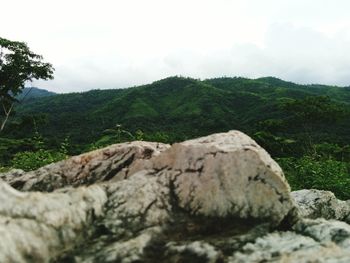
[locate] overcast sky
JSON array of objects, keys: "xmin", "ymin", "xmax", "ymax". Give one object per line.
[{"xmin": 2, "ymin": 0, "xmax": 350, "ymax": 92}]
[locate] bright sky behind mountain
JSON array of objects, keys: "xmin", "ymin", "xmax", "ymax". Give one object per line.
[{"xmin": 2, "ymin": 0, "xmax": 350, "ymax": 92}]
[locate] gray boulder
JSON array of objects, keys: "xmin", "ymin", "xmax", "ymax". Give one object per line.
[
  {"xmin": 0, "ymin": 130, "xmax": 299, "ymax": 262},
  {"xmin": 0, "ymin": 180, "xmax": 107, "ymax": 263},
  {"xmin": 292, "ymin": 189, "xmax": 350, "ymax": 223},
  {"xmin": 133, "ymin": 130, "xmax": 297, "ymax": 224},
  {"xmin": 1, "ymin": 130, "xmax": 349, "ymax": 262},
  {"xmin": 1, "ymin": 141, "xmax": 170, "ymax": 192},
  {"xmin": 230, "ymin": 219, "xmax": 350, "ymax": 263}
]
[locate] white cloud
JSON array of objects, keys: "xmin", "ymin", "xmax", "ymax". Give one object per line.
[{"xmin": 2, "ymin": 0, "xmax": 350, "ymax": 92}]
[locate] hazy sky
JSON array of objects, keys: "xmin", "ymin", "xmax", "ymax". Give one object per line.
[{"xmin": 2, "ymin": 0, "xmax": 350, "ymax": 92}]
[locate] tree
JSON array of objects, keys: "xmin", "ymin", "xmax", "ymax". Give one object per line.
[
  {"xmin": 280, "ymin": 96, "xmax": 346, "ymax": 130},
  {"xmin": 104, "ymin": 124, "xmax": 134, "ymax": 140},
  {"xmin": 0, "ymin": 37, "xmax": 54, "ymax": 132},
  {"xmin": 279, "ymin": 96, "xmax": 347, "ymax": 154}
]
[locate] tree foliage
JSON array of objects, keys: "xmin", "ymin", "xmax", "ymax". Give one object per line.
[
  {"xmin": 280, "ymin": 96, "xmax": 347, "ymax": 131},
  {"xmin": 0, "ymin": 37, "xmax": 54, "ymax": 131},
  {"xmin": 0, "ymin": 76, "xmax": 349, "ymax": 199},
  {"xmin": 278, "ymin": 156, "xmax": 350, "ymax": 200}
]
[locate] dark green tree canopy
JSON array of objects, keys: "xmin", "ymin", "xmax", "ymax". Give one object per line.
[
  {"xmin": 0, "ymin": 37, "xmax": 54, "ymax": 132},
  {"xmin": 0, "ymin": 37, "xmax": 54, "ymax": 102}
]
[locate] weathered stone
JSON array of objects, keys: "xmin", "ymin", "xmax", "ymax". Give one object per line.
[
  {"xmin": 230, "ymin": 219, "xmax": 350, "ymax": 263},
  {"xmin": 2, "ymin": 131, "xmax": 349, "ymax": 262},
  {"xmin": 72, "ymin": 230, "xmax": 160, "ymax": 263},
  {"xmin": 0, "ymin": 180, "xmax": 107, "ymax": 263},
  {"xmin": 165, "ymin": 241, "xmax": 223, "ymax": 263},
  {"xmin": 0, "ymin": 168, "xmax": 25, "ymax": 179},
  {"xmin": 140, "ymin": 131, "xmax": 297, "ymax": 225},
  {"xmin": 1, "ymin": 141, "xmax": 169, "ymax": 192},
  {"xmin": 293, "ymin": 218, "xmax": 350, "ymax": 246},
  {"xmin": 292, "ymin": 189, "xmax": 350, "ymax": 223}
]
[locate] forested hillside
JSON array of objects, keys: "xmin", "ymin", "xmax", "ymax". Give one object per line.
[
  {"xmin": 1, "ymin": 76, "xmax": 350, "ymax": 198},
  {"xmin": 4, "ymin": 76, "xmax": 350, "ymax": 151},
  {"xmin": 15, "ymin": 87, "xmax": 56, "ymax": 101}
]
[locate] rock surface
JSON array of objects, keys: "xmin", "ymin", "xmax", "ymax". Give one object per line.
[
  {"xmin": 135, "ymin": 131, "xmax": 296, "ymax": 224},
  {"xmin": 292, "ymin": 189, "xmax": 350, "ymax": 223},
  {"xmin": 0, "ymin": 130, "xmax": 349, "ymax": 262},
  {"xmin": 1, "ymin": 141, "xmax": 170, "ymax": 192},
  {"xmin": 0, "ymin": 180, "xmax": 107, "ymax": 263},
  {"xmin": 230, "ymin": 219, "xmax": 350, "ymax": 263}
]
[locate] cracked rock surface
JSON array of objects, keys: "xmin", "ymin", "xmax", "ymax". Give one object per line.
[
  {"xmin": 292, "ymin": 189, "xmax": 350, "ymax": 223},
  {"xmin": 0, "ymin": 131, "xmax": 350, "ymax": 262},
  {"xmin": 230, "ymin": 219, "xmax": 350, "ymax": 263},
  {"xmin": 0, "ymin": 141, "xmax": 170, "ymax": 192}
]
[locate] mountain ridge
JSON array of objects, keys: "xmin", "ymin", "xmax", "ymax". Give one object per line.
[
  {"xmin": 15, "ymin": 87, "xmax": 56, "ymax": 101},
  {"xmin": 5, "ymin": 76, "xmax": 350, "ymax": 155}
]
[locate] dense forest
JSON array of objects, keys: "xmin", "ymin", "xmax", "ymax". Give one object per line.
[{"xmin": 1, "ymin": 76, "xmax": 350, "ymax": 198}]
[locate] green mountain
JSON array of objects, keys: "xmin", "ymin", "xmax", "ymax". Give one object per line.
[
  {"xmin": 4, "ymin": 76, "xmax": 350, "ymax": 156},
  {"xmin": 16, "ymin": 87, "xmax": 56, "ymax": 101},
  {"xmin": 2, "ymin": 76, "xmax": 350, "ymax": 199}
]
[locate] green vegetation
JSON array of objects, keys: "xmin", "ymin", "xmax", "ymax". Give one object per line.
[
  {"xmin": 16, "ymin": 87, "xmax": 56, "ymax": 101},
  {"xmin": 1, "ymin": 76, "xmax": 350, "ymax": 199},
  {"xmin": 278, "ymin": 157, "xmax": 350, "ymax": 200},
  {"xmin": 11, "ymin": 149, "xmax": 66, "ymax": 171},
  {"xmin": 3, "ymin": 131, "xmax": 68, "ymax": 171},
  {"xmin": 0, "ymin": 37, "xmax": 54, "ymax": 132}
]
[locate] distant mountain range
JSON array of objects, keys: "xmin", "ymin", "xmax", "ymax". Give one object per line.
[
  {"xmin": 15, "ymin": 87, "xmax": 56, "ymax": 101},
  {"xmin": 6, "ymin": 76, "xmax": 350, "ymax": 155}
]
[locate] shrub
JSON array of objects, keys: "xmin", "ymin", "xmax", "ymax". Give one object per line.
[
  {"xmin": 0, "ymin": 166, "xmax": 9, "ymax": 173},
  {"xmin": 11, "ymin": 149, "xmax": 66, "ymax": 171},
  {"xmin": 277, "ymin": 156, "xmax": 350, "ymax": 200}
]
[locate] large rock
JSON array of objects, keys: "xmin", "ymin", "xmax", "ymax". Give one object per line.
[
  {"xmin": 1, "ymin": 130, "xmax": 349, "ymax": 262},
  {"xmin": 0, "ymin": 180, "xmax": 107, "ymax": 263},
  {"xmin": 128, "ymin": 131, "xmax": 297, "ymax": 224},
  {"xmin": 230, "ymin": 219, "xmax": 350, "ymax": 262},
  {"xmin": 1, "ymin": 141, "xmax": 169, "ymax": 192},
  {"xmin": 292, "ymin": 189, "xmax": 350, "ymax": 223}
]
